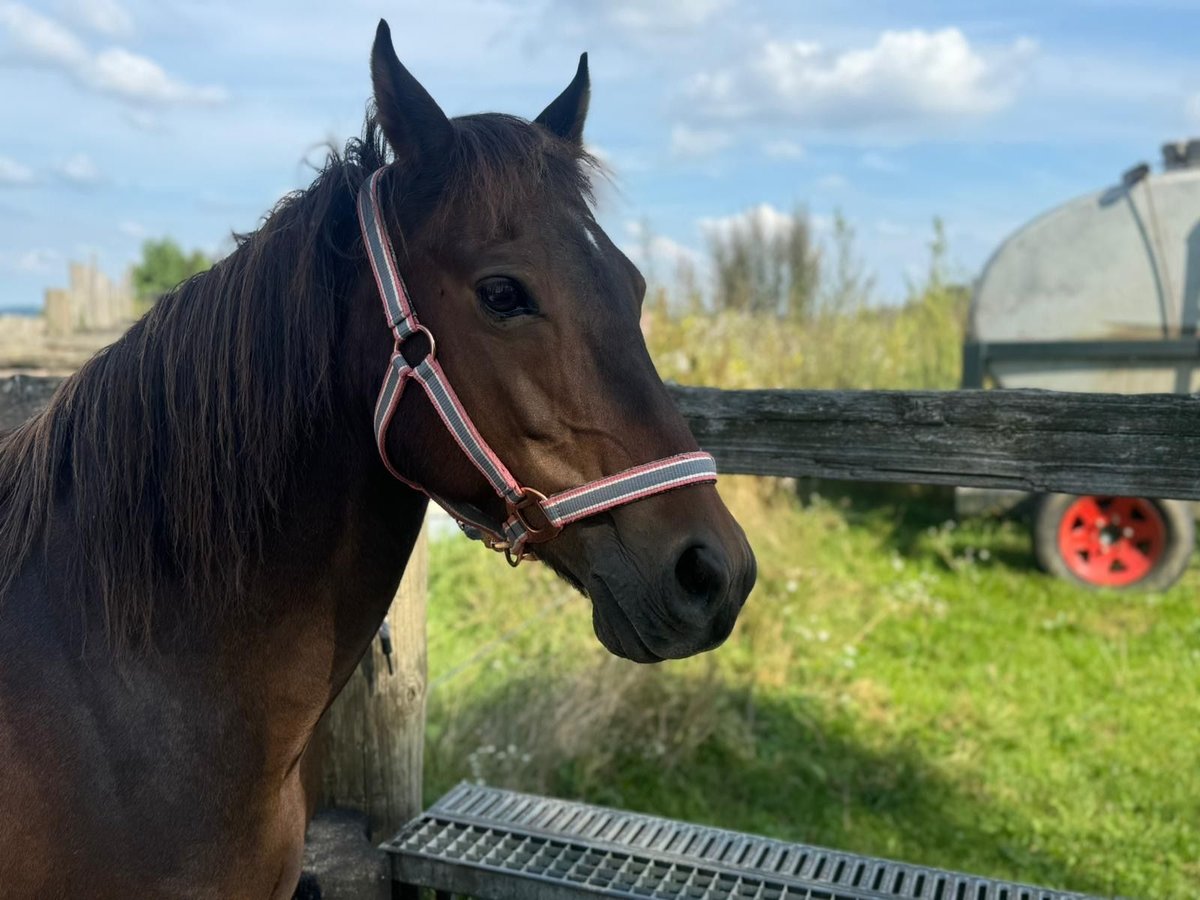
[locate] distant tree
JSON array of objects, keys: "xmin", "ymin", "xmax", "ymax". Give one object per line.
[
  {"xmin": 132, "ymin": 238, "xmax": 213, "ymax": 304},
  {"xmin": 708, "ymin": 205, "xmax": 820, "ymax": 319}
]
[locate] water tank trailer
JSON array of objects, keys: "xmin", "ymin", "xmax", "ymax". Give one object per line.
[{"xmin": 960, "ymin": 139, "xmax": 1200, "ymax": 589}]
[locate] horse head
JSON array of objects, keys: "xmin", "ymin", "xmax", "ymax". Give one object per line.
[{"xmin": 348, "ymin": 21, "xmax": 756, "ymax": 662}]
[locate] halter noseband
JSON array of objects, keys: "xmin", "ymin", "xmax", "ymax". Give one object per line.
[{"xmin": 357, "ymin": 168, "xmax": 717, "ymax": 564}]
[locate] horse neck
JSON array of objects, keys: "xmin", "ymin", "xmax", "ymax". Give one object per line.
[
  {"xmin": 244, "ymin": 257, "xmax": 448, "ymax": 756},
  {"xmin": 208, "ymin": 392, "xmax": 428, "ymax": 768},
  {"xmin": 75, "ymin": 279, "xmax": 426, "ymax": 766},
  {"xmin": 251, "ymin": 427, "xmax": 424, "ymax": 630}
]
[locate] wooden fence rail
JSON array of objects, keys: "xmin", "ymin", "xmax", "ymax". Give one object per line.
[
  {"xmin": 669, "ymin": 385, "xmax": 1200, "ymax": 500},
  {"xmin": 5, "ymin": 376, "xmax": 1200, "ymax": 499}
]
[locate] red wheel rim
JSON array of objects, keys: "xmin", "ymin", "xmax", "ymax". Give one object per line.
[{"xmin": 1056, "ymin": 496, "xmax": 1167, "ymax": 587}]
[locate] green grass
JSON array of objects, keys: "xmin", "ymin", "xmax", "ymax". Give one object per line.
[
  {"xmin": 423, "ymin": 479, "xmax": 1200, "ymax": 899},
  {"xmin": 421, "ymin": 242, "xmax": 1194, "ymax": 895}
]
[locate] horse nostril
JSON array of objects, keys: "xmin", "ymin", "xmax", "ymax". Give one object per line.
[{"xmin": 674, "ymin": 544, "xmax": 729, "ymax": 605}]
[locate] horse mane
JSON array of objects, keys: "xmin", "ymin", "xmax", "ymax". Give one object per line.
[{"xmin": 0, "ymin": 111, "xmax": 597, "ymax": 650}]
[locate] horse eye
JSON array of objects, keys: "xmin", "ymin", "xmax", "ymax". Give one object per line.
[{"xmin": 476, "ymin": 277, "xmax": 535, "ymax": 318}]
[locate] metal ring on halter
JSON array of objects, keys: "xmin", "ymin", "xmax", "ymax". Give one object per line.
[
  {"xmin": 506, "ymin": 487, "xmax": 561, "ymax": 544},
  {"xmin": 394, "ymin": 323, "xmax": 437, "ymax": 366}
]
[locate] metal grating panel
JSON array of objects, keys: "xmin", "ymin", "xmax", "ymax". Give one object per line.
[{"xmin": 382, "ymin": 784, "xmax": 1101, "ymax": 900}]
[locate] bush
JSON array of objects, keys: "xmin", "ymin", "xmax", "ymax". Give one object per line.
[{"xmin": 132, "ymin": 238, "xmax": 213, "ymax": 307}]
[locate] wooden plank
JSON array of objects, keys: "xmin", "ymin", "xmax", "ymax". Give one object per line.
[
  {"xmin": 668, "ymin": 385, "xmax": 1200, "ymax": 500},
  {"xmin": 44, "ymin": 289, "xmax": 72, "ymax": 338},
  {"xmin": 7, "ymin": 374, "xmax": 1200, "ymax": 500}
]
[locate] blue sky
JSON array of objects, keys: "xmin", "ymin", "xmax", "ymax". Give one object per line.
[{"xmin": 1, "ymin": 0, "xmax": 1198, "ymax": 309}]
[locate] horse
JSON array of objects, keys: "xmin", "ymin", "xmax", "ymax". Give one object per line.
[{"xmin": 0, "ymin": 20, "xmax": 755, "ymax": 899}]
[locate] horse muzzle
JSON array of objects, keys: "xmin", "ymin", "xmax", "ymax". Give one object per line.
[{"xmin": 562, "ymin": 491, "xmax": 756, "ymax": 663}]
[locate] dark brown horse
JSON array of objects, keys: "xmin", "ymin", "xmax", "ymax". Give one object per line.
[{"xmin": 0, "ymin": 21, "xmax": 755, "ymax": 899}]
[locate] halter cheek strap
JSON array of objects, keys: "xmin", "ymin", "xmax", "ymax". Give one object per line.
[{"xmin": 357, "ymin": 167, "xmax": 717, "ymax": 564}]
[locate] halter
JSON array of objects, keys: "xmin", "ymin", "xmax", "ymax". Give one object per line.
[{"xmin": 357, "ymin": 168, "xmax": 717, "ymax": 564}]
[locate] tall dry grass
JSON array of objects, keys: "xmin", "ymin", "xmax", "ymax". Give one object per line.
[{"xmin": 643, "ymin": 217, "xmax": 967, "ymax": 391}]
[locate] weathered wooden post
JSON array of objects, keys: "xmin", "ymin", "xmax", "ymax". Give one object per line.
[
  {"xmin": 94, "ymin": 272, "xmax": 115, "ymax": 331},
  {"xmin": 44, "ymin": 290, "xmax": 72, "ymax": 338},
  {"xmin": 313, "ymin": 530, "xmax": 428, "ymax": 840},
  {"xmin": 68, "ymin": 262, "xmax": 94, "ymax": 332},
  {"xmin": 115, "ymin": 271, "xmax": 136, "ymax": 324}
]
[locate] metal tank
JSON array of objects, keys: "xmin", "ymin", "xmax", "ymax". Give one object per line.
[
  {"xmin": 960, "ymin": 140, "xmax": 1200, "ymax": 590},
  {"xmin": 965, "ymin": 139, "xmax": 1200, "ymax": 392}
]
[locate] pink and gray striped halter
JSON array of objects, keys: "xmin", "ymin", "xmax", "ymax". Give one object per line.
[{"xmin": 358, "ymin": 168, "xmax": 717, "ymax": 564}]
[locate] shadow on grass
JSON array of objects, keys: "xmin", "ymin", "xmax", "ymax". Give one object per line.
[
  {"xmin": 797, "ymin": 479, "xmax": 1042, "ymax": 574},
  {"xmin": 425, "ymin": 668, "xmax": 1110, "ymax": 898}
]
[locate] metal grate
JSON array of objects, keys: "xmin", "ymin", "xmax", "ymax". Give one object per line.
[{"xmin": 382, "ymin": 784, "xmax": 1100, "ymax": 900}]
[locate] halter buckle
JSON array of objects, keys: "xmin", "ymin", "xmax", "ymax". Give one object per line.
[{"xmin": 506, "ymin": 487, "xmax": 562, "ymax": 545}]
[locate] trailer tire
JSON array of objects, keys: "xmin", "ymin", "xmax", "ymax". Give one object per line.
[{"xmin": 1032, "ymin": 494, "xmax": 1193, "ymax": 591}]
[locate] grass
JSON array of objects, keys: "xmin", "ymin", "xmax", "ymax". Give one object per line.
[
  {"xmin": 423, "ymin": 478, "xmax": 1200, "ymax": 899},
  {"xmin": 423, "ymin": 270, "xmax": 1195, "ymax": 897}
]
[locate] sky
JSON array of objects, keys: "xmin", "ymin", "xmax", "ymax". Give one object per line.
[{"xmin": 1, "ymin": 0, "xmax": 1199, "ymax": 309}]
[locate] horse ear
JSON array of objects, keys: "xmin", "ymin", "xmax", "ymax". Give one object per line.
[
  {"xmin": 535, "ymin": 53, "xmax": 589, "ymax": 145},
  {"xmin": 371, "ymin": 20, "xmax": 453, "ymax": 168}
]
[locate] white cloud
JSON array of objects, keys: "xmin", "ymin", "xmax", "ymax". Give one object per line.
[
  {"xmin": 0, "ymin": 2, "xmax": 225, "ymax": 106},
  {"xmin": 685, "ymin": 28, "xmax": 1035, "ymax": 131},
  {"xmin": 551, "ymin": 0, "xmax": 729, "ymax": 36},
  {"xmin": 816, "ymin": 173, "xmax": 848, "ymax": 191},
  {"xmin": 699, "ymin": 203, "xmax": 799, "ymax": 243},
  {"xmin": 118, "ymin": 219, "xmax": 145, "ymax": 238},
  {"xmin": 90, "ymin": 47, "xmax": 224, "ymax": 104},
  {"xmin": 0, "ymin": 1, "xmax": 85, "ymax": 68},
  {"xmin": 0, "ymin": 156, "xmax": 35, "ymax": 185},
  {"xmin": 607, "ymin": 0, "xmax": 728, "ymax": 31},
  {"xmin": 624, "ymin": 220, "xmax": 701, "ymax": 279},
  {"xmin": 669, "ymin": 124, "xmax": 732, "ymax": 159},
  {"xmin": 1187, "ymin": 93, "xmax": 1200, "ymax": 126},
  {"xmin": 62, "ymin": 0, "xmax": 132, "ymax": 39},
  {"xmin": 57, "ymin": 152, "xmax": 101, "ymax": 185},
  {"xmin": 763, "ymin": 139, "xmax": 805, "ymax": 160}
]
